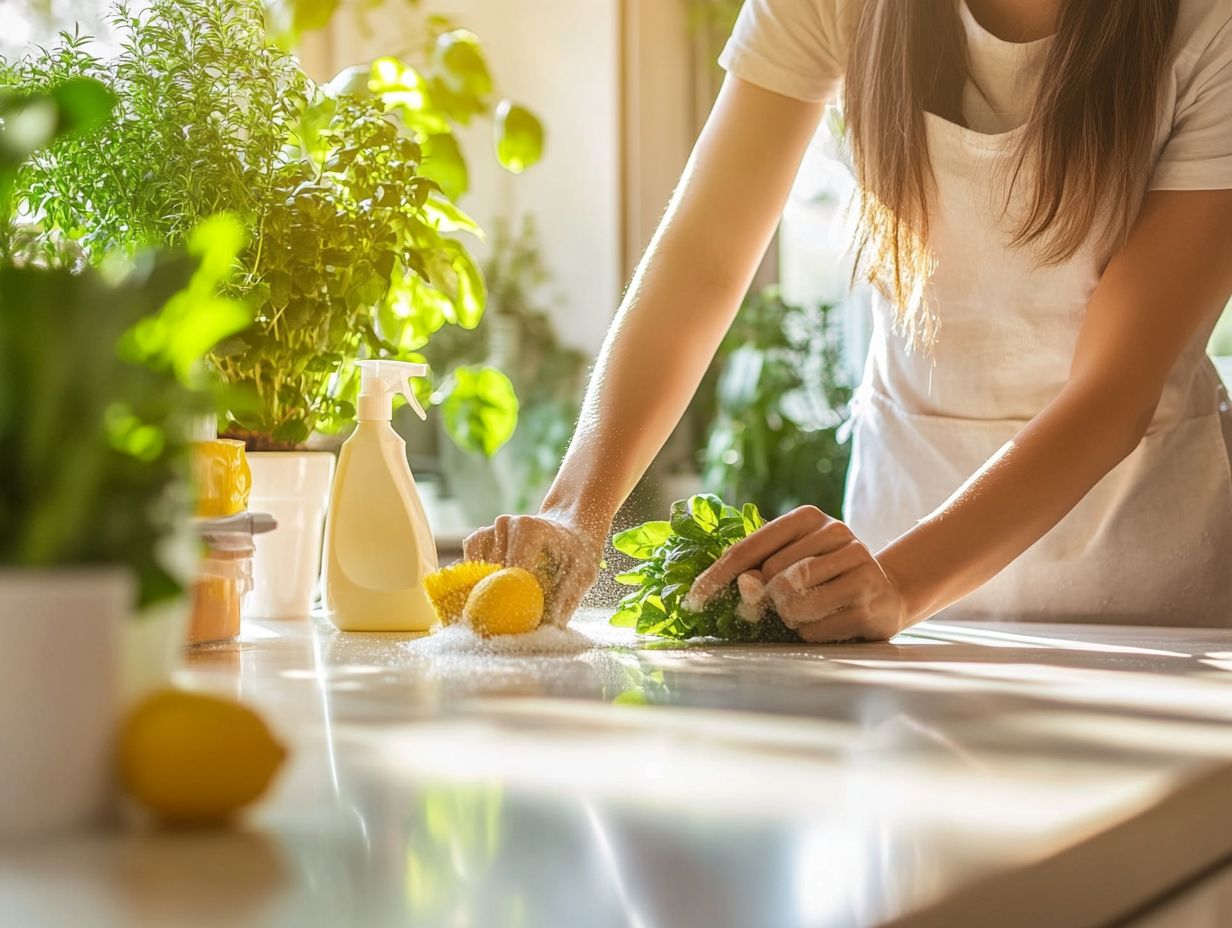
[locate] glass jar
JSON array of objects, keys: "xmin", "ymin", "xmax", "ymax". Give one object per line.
[{"xmin": 188, "ymin": 531, "xmax": 255, "ymax": 647}]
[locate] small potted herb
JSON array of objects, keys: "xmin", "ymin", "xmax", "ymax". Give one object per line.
[{"xmin": 0, "ymin": 81, "xmax": 248, "ymax": 837}]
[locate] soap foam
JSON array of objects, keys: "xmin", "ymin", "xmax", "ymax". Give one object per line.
[{"xmin": 406, "ymin": 622, "xmax": 596, "ymax": 657}]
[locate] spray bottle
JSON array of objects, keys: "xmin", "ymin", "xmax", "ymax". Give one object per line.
[{"xmin": 322, "ymin": 360, "xmax": 438, "ymax": 631}]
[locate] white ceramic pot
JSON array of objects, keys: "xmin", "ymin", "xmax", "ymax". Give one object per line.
[
  {"xmin": 246, "ymin": 451, "xmax": 336, "ymax": 619},
  {"xmin": 0, "ymin": 568, "xmax": 132, "ymax": 839}
]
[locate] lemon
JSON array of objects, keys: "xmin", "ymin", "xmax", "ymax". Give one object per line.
[
  {"xmin": 463, "ymin": 567, "xmax": 545, "ymax": 637},
  {"xmin": 422, "ymin": 560, "xmax": 502, "ymax": 625},
  {"xmin": 118, "ymin": 689, "xmax": 287, "ymax": 827}
]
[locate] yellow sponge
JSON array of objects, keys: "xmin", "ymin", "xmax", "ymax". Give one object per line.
[{"xmin": 422, "ymin": 561, "xmax": 502, "ymax": 625}]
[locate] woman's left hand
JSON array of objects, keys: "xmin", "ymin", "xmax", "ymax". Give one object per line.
[{"xmin": 685, "ymin": 505, "xmax": 908, "ymax": 643}]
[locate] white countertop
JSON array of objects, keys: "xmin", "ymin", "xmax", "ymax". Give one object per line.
[{"xmin": 4, "ymin": 612, "xmax": 1232, "ymax": 928}]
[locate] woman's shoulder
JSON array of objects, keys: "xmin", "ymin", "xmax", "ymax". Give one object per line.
[
  {"xmin": 720, "ymin": 0, "xmax": 865, "ymax": 100},
  {"xmin": 1148, "ymin": 0, "xmax": 1232, "ymax": 193},
  {"xmin": 1171, "ymin": 0, "xmax": 1232, "ymax": 69}
]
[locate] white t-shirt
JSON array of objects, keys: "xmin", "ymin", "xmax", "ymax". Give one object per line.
[{"xmin": 718, "ymin": 0, "xmax": 1232, "ymax": 191}]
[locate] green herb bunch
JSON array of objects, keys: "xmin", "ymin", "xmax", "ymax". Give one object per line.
[{"xmin": 610, "ymin": 494, "xmax": 800, "ymax": 642}]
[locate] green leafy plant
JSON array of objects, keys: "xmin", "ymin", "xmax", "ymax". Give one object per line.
[
  {"xmin": 0, "ymin": 80, "xmax": 251, "ymax": 607},
  {"xmin": 269, "ymin": 0, "xmax": 547, "ymax": 191},
  {"xmin": 610, "ymin": 494, "xmax": 800, "ymax": 642},
  {"xmin": 4, "ymin": 0, "xmax": 537, "ymax": 453},
  {"xmin": 698, "ymin": 286, "xmax": 853, "ymax": 519}
]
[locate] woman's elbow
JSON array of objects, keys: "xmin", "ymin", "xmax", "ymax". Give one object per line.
[{"xmin": 1061, "ymin": 377, "xmax": 1160, "ymax": 463}]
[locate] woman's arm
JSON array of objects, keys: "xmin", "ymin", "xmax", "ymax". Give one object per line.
[
  {"xmin": 690, "ymin": 188, "xmax": 1232, "ymax": 640},
  {"xmin": 541, "ymin": 76, "xmax": 825, "ymax": 537},
  {"xmin": 464, "ymin": 76, "xmax": 826, "ymax": 623}
]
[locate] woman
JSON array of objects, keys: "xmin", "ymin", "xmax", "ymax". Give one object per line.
[{"xmin": 466, "ymin": 0, "xmax": 1232, "ymax": 640}]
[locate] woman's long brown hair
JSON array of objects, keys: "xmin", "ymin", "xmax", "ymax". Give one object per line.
[{"xmin": 843, "ymin": 0, "xmax": 1179, "ymax": 345}]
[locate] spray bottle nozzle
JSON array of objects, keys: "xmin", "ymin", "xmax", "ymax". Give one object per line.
[{"xmin": 355, "ymin": 360, "xmax": 430, "ymax": 422}]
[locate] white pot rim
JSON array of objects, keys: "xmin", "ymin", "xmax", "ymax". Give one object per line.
[
  {"xmin": 247, "ymin": 451, "xmax": 336, "ymax": 502},
  {"xmin": 245, "ymin": 450, "xmax": 336, "ymax": 459}
]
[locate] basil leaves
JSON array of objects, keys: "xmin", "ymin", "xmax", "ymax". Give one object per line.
[{"xmin": 610, "ymin": 494, "xmax": 800, "ymax": 642}]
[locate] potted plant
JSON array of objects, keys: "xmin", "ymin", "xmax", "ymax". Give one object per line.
[
  {"xmin": 7, "ymin": 0, "xmax": 543, "ymax": 618},
  {"xmin": 0, "ymin": 80, "xmax": 248, "ymax": 837}
]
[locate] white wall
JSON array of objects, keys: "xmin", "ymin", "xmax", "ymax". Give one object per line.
[
  {"xmin": 0, "ymin": 0, "xmax": 118, "ymax": 60},
  {"xmin": 311, "ymin": 0, "xmax": 623, "ymax": 355},
  {"xmin": 621, "ymin": 0, "xmax": 697, "ymax": 277}
]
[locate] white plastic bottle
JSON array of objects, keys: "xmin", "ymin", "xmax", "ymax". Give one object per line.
[{"xmin": 322, "ymin": 361, "xmax": 439, "ymax": 632}]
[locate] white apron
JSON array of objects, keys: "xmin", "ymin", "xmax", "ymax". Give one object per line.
[{"xmin": 844, "ymin": 113, "xmax": 1232, "ymax": 627}]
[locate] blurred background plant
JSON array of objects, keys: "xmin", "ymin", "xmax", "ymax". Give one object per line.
[
  {"xmin": 686, "ymin": 0, "xmax": 741, "ymax": 46},
  {"xmin": 694, "ymin": 286, "xmax": 853, "ymax": 520},
  {"xmin": 1211, "ymin": 307, "xmax": 1232, "ymax": 356},
  {"xmin": 425, "ymin": 216, "xmax": 586, "ymax": 522},
  {"xmin": 2, "ymin": 0, "xmax": 542, "ymax": 454},
  {"xmin": 0, "ymin": 78, "xmax": 251, "ymax": 607}
]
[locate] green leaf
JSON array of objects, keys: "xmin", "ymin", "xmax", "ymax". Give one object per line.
[
  {"xmin": 742, "ymin": 502, "xmax": 766, "ymax": 534},
  {"xmin": 448, "ymin": 243, "xmax": 486, "ymax": 329},
  {"xmin": 689, "ymin": 494, "xmax": 724, "ymax": 533},
  {"xmin": 425, "ymin": 239, "xmax": 487, "ymax": 329},
  {"xmin": 670, "ymin": 499, "xmax": 710, "ymax": 541},
  {"xmin": 371, "ymin": 57, "xmax": 450, "ymax": 134},
  {"xmin": 612, "ymin": 520, "xmax": 672, "ymax": 559},
  {"xmin": 423, "ymin": 191, "xmax": 482, "ymax": 237},
  {"xmin": 435, "ymin": 30, "xmax": 493, "ymax": 100},
  {"xmin": 609, "ymin": 603, "xmax": 642, "ymax": 627},
  {"xmin": 420, "ymin": 132, "xmax": 469, "ymax": 200},
  {"xmin": 613, "ymin": 690, "xmax": 648, "ymax": 706},
  {"xmin": 439, "ymin": 364, "xmax": 518, "ymax": 457},
  {"xmin": 636, "ymin": 599, "xmax": 673, "ymax": 636},
  {"xmin": 493, "ymin": 101, "xmax": 544, "ymax": 174},
  {"xmin": 324, "ymin": 64, "xmax": 373, "ymax": 100},
  {"xmin": 0, "ymin": 78, "xmax": 114, "ymax": 207},
  {"xmin": 383, "ymin": 274, "xmax": 450, "ymax": 351},
  {"xmin": 50, "ymin": 78, "xmax": 116, "ymax": 135}
]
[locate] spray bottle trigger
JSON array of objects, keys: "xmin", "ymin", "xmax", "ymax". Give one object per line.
[{"xmin": 400, "ymin": 382, "xmax": 428, "ymax": 420}]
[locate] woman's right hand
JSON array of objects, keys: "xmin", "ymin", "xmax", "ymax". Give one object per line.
[{"xmin": 462, "ymin": 514, "xmax": 605, "ymax": 628}]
